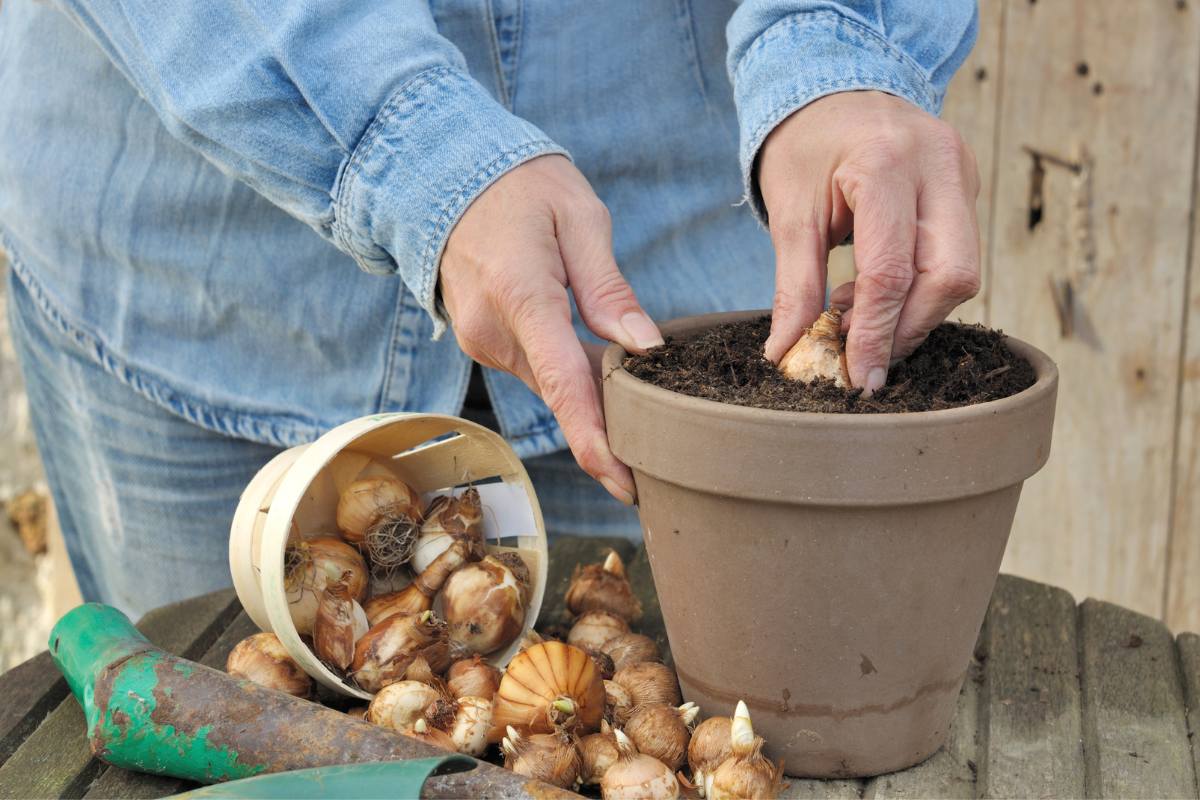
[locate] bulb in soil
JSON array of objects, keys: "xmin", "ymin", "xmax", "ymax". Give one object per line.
[
  {"xmin": 284, "ymin": 536, "xmax": 368, "ymax": 635},
  {"xmin": 410, "ymin": 488, "xmax": 485, "ymax": 573},
  {"xmin": 501, "ymin": 726, "xmax": 582, "ymax": 790},
  {"xmin": 625, "ymin": 702, "xmax": 698, "ymax": 772},
  {"xmin": 568, "ymin": 610, "xmax": 630, "ymax": 652},
  {"xmin": 708, "ymin": 701, "xmax": 783, "ymax": 800},
  {"xmin": 600, "ymin": 729, "xmax": 680, "ymax": 800},
  {"xmin": 605, "ymin": 679, "xmax": 635, "ymax": 728},
  {"xmin": 490, "ymin": 640, "xmax": 606, "ymax": 740},
  {"xmin": 363, "ymin": 538, "xmax": 478, "ymax": 626},
  {"xmin": 602, "ymin": 632, "xmax": 660, "ymax": 671},
  {"xmin": 566, "ymin": 550, "xmax": 643, "ymax": 622},
  {"xmin": 613, "ymin": 661, "xmax": 682, "ymax": 708},
  {"xmin": 312, "ymin": 572, "xmax": 369, "ymax": 671},
  {"xmin": 366, "ymin": 680, "xmax": 441, "ymax": 731},
  {"xmin": 688, "ymin": 716, "xmax": 733, "ymax": 796},
  {"xmin": 351, "ymin": 610, "xmax": 451, "ymax": 693},
  {"xmin": 579, "ymin": 720, "xmax": 620, "ymax": 786},
  {"xmin": 443, "ymin": 552, "xmax": 530, "ymax": 655},
  {"xmin": 226, "ymin": 632, "xmax": 313, "ymax": 698},
  {"xmin": 447, "ymin": 655, "xmax": 501, "ymax": 701},
  {"xmin": 778, "ymin": 307, "xmax": 850, "ymax": 388}
]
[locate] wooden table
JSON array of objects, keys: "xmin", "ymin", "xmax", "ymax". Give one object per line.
[{"xmin": 1, "ymin": 536, "xmax": 1198, "ymax": 799}]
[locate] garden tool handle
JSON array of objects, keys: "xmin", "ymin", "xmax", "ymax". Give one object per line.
[{"xmin": 49, "ymin": 604, "xmax": 574, "ymax": 798}]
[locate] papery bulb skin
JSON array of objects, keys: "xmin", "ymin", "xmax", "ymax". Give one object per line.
[
  {"xmin": 688, "ymin": 716, "xmax": 733, "ymax": 796},
  {"xmin": 600, "ymin": 729, "xmax": 680, "ymax": 800},
  {"xmin": 501, "ymin": 726, "xmax": 583, "ymax": 790},
  {"xmin": 404, "ymin": 717, "xmax": 457, "ymax": 751},
  {"xmin": 351, "ymin": 610, "xmax": 450, "ymax": 693},
  {"xmin": 778, "ymin": 308, "xmax": 850, "ymax": 387},
  {"xmin": 602, "ymin": 632, "xmax": 661, "ymax": 672},
  {"xmin": 443, "ymin": 553, "xmax": 530, "ymax": 655},
  {"xmin": 489, "ymin": 641, "xmax": 606, "ymax": 741},
  {"xmin": 447, "ymin": 696, "xmax": 493, "ymax": 756},
  {"xmin": 336, "ymin": 476, "xmax": 422, "ymax": 543},
  {"xmin": 284, "ymin": 536, "xmax": 368, "ymax": 634},
  {"xmin": 707, "ymin": 701, "xmax": 783, "ymax": 800},
  {"xmin": 411, "ymin": 488, "xmax": 485, "ymax": 572},
  {"xmin": 625, "ymin": 702, "xmax": 699, "ymax": 772},
  {"xmin": 447, "ymin": 655, "xmax": 501, "ymax": 700},
  {"xmin": 312, "ymin": 574, "xmax": 369, "ymax": 671},
  {"xmin": 365, "ymin": 680, "xmax": 441, "ymax": 731},
  {"xmin": 568, "ymin": 610, "xmax": 631, "ymax": 652},
  {"xmin": 363, "ymin": 538, "xmax": 476, "ymax": 625},
  {"xmin": 566, "ymin": 550, "xmax": 643, "ymax": 622},
  {"xmin": 604, "ymin": 679, "xmax": 635, "ymax": 727},
  {"xmin": 613, "ymin": 661, "xmax": 682, "ymax": 708},
  {"xmin": 226, "ymin": 632, "xmax": 313, "ymax": 698},
  {"xmin": 579, "ymin": 721, "xmax": 620, "ymax": 786}
]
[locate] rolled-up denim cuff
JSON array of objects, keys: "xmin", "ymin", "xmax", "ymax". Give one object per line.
[
  {"xmin": 332, "ymin": 67, "xmax": 568, "ymax": 336},
  {"xmin": 732, "ymin": 10, "xmax": 940, "ymax": 225}
]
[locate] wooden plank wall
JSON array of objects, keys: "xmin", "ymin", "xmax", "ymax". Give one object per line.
[{"xmin": 835, "ymin": 0, "xmax": 1200, "ymax": 632}]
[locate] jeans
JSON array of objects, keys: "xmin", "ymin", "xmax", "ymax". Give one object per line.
[{"xmin": 7, "ymin": 270, "xmax": 639, "ymax": 621}]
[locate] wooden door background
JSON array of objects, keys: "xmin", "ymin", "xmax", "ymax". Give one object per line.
[{"xmin": 833, "ymin": 0, "xmax": 1200, "ymax": 631}]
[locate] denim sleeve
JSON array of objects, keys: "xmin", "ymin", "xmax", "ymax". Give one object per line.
[
  {"xmin": 48, "ymin": 1, "xmax": 566, "ymax": 333},
  {"xmin": 726, "ymin": 1, "xmax": 979, "ymax": 221}
]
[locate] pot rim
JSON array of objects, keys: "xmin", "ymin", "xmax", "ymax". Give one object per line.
[{"xmin": 602, "ymin": 309, "xmax": 1057, "ymax": 428}]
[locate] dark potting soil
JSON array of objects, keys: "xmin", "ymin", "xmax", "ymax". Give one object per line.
[{"xmin": 622, "ymin": 316, "xmax": 1036, "ymax": 413}]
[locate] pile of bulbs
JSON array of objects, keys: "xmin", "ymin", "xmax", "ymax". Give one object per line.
[
  {"xmin": 283, "ymin": 466, "xmax": 534, "ymax": 692},
  {"xmin": 227, "ymin": 519, "xmax": 783, "ymax": 798}
]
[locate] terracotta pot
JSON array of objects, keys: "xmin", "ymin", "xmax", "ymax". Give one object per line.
[{"xmin": 602, "ymin": 311, "xmax": 1057, "ymax": 778}]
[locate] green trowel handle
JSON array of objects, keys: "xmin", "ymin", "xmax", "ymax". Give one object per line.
[
  {"xmin": 48, "ymin": 604, "xmax": 567, "ymax": 798},
  {"xmin": 48, "ymin": 604, "xmax": 467, "ymax": 784},
  {"xmin": 172, "ymin": 757, "xmax": 473, "ymax": 799}
]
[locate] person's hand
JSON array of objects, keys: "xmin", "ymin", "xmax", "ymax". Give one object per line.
[
  {"xmin": 440, "ymin": 154, "xmax": 662, "ymax": 505},
  {"xmin": 758, "ymin": 91, "xmax": 981, "ymax": 393}
]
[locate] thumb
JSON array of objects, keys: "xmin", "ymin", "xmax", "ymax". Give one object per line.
[{"xmin": 557, "ymin": 199, "xmax": 663, "ymax": 353}]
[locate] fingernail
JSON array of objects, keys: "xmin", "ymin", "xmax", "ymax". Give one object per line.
[
  {"xmin": 620, "ymin": 312, "xmax": 664, "ymax": 351},
  {"xmin": 763, "ymin": 335, "xmax": 779, "ymax": 362},
  {"xmin": 864, "ymin": 367, "xmax": 887, "ymax": 395},
  {"xmin": 600, "ymin": 475, "xmax": 636, "ymax": 506}
]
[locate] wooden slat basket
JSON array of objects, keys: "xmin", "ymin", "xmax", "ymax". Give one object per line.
[{"xmin": 228, "ymin": 413, "xmax": 548, "ymax": 699}]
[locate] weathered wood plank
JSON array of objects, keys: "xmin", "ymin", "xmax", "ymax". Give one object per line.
[
  {"xmin": 82, "ymin": 611, "xmax": 260, "ymax": 800},
  {"xmin": 536, "ymin": 535, "xmax": 638, "ymax": 635},
  {"xmin": 1166, "ymin": 36, "xmax": 1200, "ymax": 631},
  {"xmin": 0, "ymin": 651, "xmax": 69, "ymax": 770},
  {"xmin": 990, "ymin": 0, "xmax": 1200, "ymax": 621},
  {"xmin": 0, "ymin": 590, "xmax": 241, "ymax": 799},
  {"xmin": 938, "ymin": 0, "xmax": 1004, "ymax": 326},
  {"xmin": 864, "ymin": 631, "xmax": 984, "ymax": 799},
  {"xmin": 1079, "ymin": 599, "xmax": 1197, "ymax": 799},
  {"xmin": 976, "ymin": 575, "xmax": 1083, "ymax": 799},
  {"xmin": 1179, "ymin": 633, "xmax": 1200, "ymax": 786},
  {"xmin": 781, "ymin": 778, "xmax": 864, "ymax": 799}
]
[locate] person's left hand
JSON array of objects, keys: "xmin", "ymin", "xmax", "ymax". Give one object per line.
[{"xmin": 757, "ymin": 90, "xmax": 981, "ymax": 393}]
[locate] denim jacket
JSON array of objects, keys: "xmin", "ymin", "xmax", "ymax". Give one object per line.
[{"xmin": 0, "ymin": 1, "xmax": 976, "ymax": 458}]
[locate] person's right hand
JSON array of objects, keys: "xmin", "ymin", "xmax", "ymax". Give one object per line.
[{"xmin": 439, "ymin": 154, "xmax": 662, "ymax": 506}]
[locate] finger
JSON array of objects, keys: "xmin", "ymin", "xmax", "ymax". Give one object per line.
[
  {"xmin": 556, "ymin": 198, "xmax": 663, "ymax": 354},
  {"xmin": 891, "ymin": 186, "xmax": 981, "ymax": 359},
  {"xmin": 842, "ymin": 179, "xmax": 917, "ymax": 393},
  {"xmin": 764, "ymin": 213, "xmax": 829, "ymax": 364},
  {"xmin": 829, "ymin": 280, "xmax": 855, "ymax": 310},
  {"xmin": 508, "ymin": 281, "xmax": 637, "ymax": 505}
]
